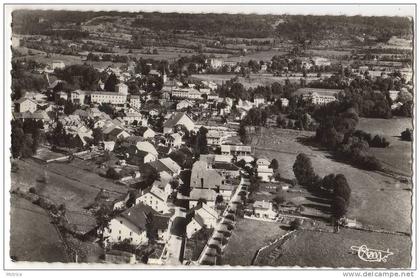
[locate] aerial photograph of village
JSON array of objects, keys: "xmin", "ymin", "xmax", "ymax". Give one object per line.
[{"xmin": 6, "ymin": 4, "xmax": 415, "ymax": 269}]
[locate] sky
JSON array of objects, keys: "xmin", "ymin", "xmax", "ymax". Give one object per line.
[{"xmin": 7, "ymin": 3, "xmax": 415, "ymax": 17}]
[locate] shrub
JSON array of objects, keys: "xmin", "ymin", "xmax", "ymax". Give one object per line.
[
  {"xmin": 401, "ymin": 128, "xmax": 413, "ymax": 142},
  {"xmin": 29, "ymin": 187, "xmax": 37, "ymax": 194}
]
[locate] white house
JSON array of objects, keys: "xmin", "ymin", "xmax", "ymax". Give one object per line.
[
  {"xmin": 136, "ymin": 141, "xmax": 159, "ymax": 157},
  {"xmin": 135, "ymin": 185, "xmax": 171, "ymax": 214},
  {"xmin": 165, "ymin": 133, "xmax": 182, "ymax": 148},
  {"xmin": 194, "ymin": 202, "xmax": 218, "ymax": 228},
  {"xmin": 15, "ymin": 98, "xmax": 37, "ymax": 113},
  {"xmin": 256, "ymin": 158, "xmax": 274, "ymax": 182},
  {"xmin": 163, "ymin": 112, "xmax": 195, "ymax": 134},
  {"xmin": 253, "ymin": 200, "xmax": 277, "ymax": 220},
  {"xmin": 103, "ymin": 203, "xmax": 169, "ymax": 246}
]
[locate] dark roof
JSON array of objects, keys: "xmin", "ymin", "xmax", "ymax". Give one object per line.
[
  {"xmin": 163, "ymin": 112, "xmax": 189, "ymax": 128},
  {"xmin": 120, "ymin": 203, "xmax": 169, "ymax": 231},
  {"xmin": 148, "ymin": 160, "xmax": 173, "ymax": 175},
  {"xmin": 213, "ymin": 162, "xmax": 240, "ymax": 171},
  {"xmin": 106, "ymin": 128, "xmax": 124, "ymax": 139},
  {"xmin": 137, "ymin": 126, "xmax": 150, "ymax": 136},
  {"xmin": 170, "ymin": 216, "xmax": 188, "ymax": 237}
]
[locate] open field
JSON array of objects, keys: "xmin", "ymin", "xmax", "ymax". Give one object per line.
[
  {"xmin": 357, "ymin": 117, "xmax": 413, "ymax": 176},
  {"xmin": 11, "ymin": 158, "xmax": 127, "ymax": 213},
  {"xmin": 10, "ymin": 195, "xmax": 69, "ymax": 262},
  {"xmin": 226, "ymin": 49, "xmax": 288, "ymax": 63},
  {"xmin": 255, "ymin": 229, "xmax": 411, "ymax": 268},
  {"xmin": 221, "ymin": 218, "xmax": 288, "ymax": 266},
  {"xmin": 250, "ymin": 127, "xmax": 412, "ymax": 234}
]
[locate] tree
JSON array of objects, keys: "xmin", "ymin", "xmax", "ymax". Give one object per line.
[
  {"xmin": 333, "ymin": 174, "xmax": 351, "ymax": 203},
  {"xmin": 238, "ymin": 124, "xmax": 249, "ymax": 144},
  {"xmin": 401, "ymin": 128, "xmax": 413, "ymax": 141},
  {"xmin": 104, "ymin": 73, "xmax": 118, "ymax": 92},
  {"xmin": 293, "ymin": 153, "xmax": 317, "ymax": 187},
  {"xmin": 106, "ymin": 167, "xmax": 121, "ymax": 180},
  {"xmin": 216, "ymin": 195, "xmax": 224, "ymax": 204},
  {"xmin": 331, "ymin": 196, "xmax": 348, "ymax": 219},
  {"xmin": 270, "ymin": 159, "xmax": 279, "ymax": 171},
  {"xmin": 92, "ymin": 128, "xmax": 104, "ymax": 145}
]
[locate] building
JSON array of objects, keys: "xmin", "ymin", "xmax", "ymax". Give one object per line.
[
  {"xmin": 90, "ymin": 91, "xmax": 128, "ymax": 105},
  {"xmin": 137, "ymin": 127, "xmax": 156, "ymax": 139},
  {"xmin": 280, "ymin": 98, "xmax": 289, "ymax": 107},
  {"xmin": 221, "ymin": 144, "xmax": 252, "ymax": 156},
  {"xmin": 14, "ymin": 98, "xmax": 37, "ymax": 113},
  {"xmin": 165, "ymin": 133, "xmax": 182, "ymax": 148},
  {"xmin": 253, "ymin": 201, "xmax": 277, "ymax": 220},
  {"xmin": 171, "ymin": 88, "xmax": 202, "ymax": 100},
  {"xmin": 103, "ymin": 203, "xmax": 170, "ymax": 246},
  {"xmin": 70, "ymin": 90, "xmax": 87, "ymax": 105},
  {"xmin": 176, "ymin": 100, "xmax": 194, "ymax": 111},
  {"xmin": 136, "ymin": 141, "xmax": 159, "ymax": 157},
  {"xmin": 136, "ymin": 186, "xmax": 171, "ymax": 214},
  {"xmin": 190, "ymin": 160, "xmax": 226, "ymax": 191},
  {"xmin": 51, "ymin": 60, "xmax": 65, "ymax": 70},
  {"xmin": 256, "ymin": 158, "xmax": 274, "ymax": 182},
  {"xmin": 163, "ymin": 112, "xmax": 195, "ymax": 134},
  {"xmin": 130, "ymin": 95, "xmax": 141, "ymax": 109},
  {"xmin": 254, "ymin": 96, "xmax": 266, "ymax": 106},
  {"xmin": 303, "ymin": 92, "xmax": 337, "ymax": 105},
  {"xmin": 206, "ymin": 58, "xmax": 223, "ymax": 69},
  {"xmin": 189, "ymin": 188, "xmax": 217, "ymax": 209},
  {"xmin": 389, "ymin": 90, "xmax": 400, "ymax": 102},
  {"xmin": 193, "ymin": 202, "xmax": 218, "ymax": 228}
]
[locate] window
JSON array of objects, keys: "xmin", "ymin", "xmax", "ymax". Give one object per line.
[
  {"xmin": 120, "ymin": 220, "xmax": 123, "ymax": 224},
  {"xmin": 118, "ymin": 236, "xmax": 121, "ymax": 240},
  {"xmin": 129, "ymin": 232, "xmax": 132, "ymax": 236},
  {"xmin": 119, "ymin": 230, "xmax": 121, "ymax": 234}
]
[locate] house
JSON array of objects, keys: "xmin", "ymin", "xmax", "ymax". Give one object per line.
[
  {"xmin": 90, "ymin": 91, "xmax": 128, "ymax": 105},
  {"xmin": 253, "ymin": 201, "xmax": 277, "ymax": 220},
  {"xmin": 256, "ymin": 158, "xmax": 274, "ymax": 182},
  {"xmin": 165, "ymin": 133, "xmax": 182, "ymax": 148},
  {"xmin": 14, "ymin": 98, "xmax": 37, "ymax": 113},
  {"xmin": 148, "ymin": 158, "xmax": 181, "ymax": 177},
  {"xmin": 105, "ymin": 127, "xmax": 131, "ymax": 141},
  {"xmin": 137, "ymin": 126, "xmax": 156, "ymax": 139},
  {"xmin": 124, "ymin": 145, "xmax": 157, "ymax": 164},
  {"xmin": 186, "ymin": 214, "xmax": 205, "ymax": 238},
  {"xmin": 189, "ymin": 188, "xmax": 217, "ymax": 208},
  {"xmin": 103, "ymin": 203, "xmax": 170, "ymax": 246},
  {"xmin": 389, "ymin": 90, "xmax": 400, "ymax": 102},
  {"xmin": 176, "ymin": 100, "xmax": 194, "ymax": 111},
  {"xmin": 122, "ymin": 111, "xmax": 144, "ymax": 125},
  {"xmin": 190, "ymin": 160, "xmax": 224, "ymax": 190},
  {"xmin": 254, "ymin": 96, "xmax": 266, "ymax": 106},
  {"xmin": 103, "ymin": 141, "xmax": 116, "ymax": 151},
  {"xmin": 70, "ymin": 90, "xmax": 87, "ymax": 105},
  {"xmin": 302, "ymin": 92, "xmax": 336, "ymax": 105},
  {"xmin": 193, "ymin": 202, "xmax": 218, "ymax": 228},
  {"xmin": 130, "ymin": 95, "xmax": 141, "ymax": 110},
  {"xmin": 221, "ymin": 144, "xmax": 252, "ymax": 156},
  {"xmin": 135, "ymin": 186, "xmax": 171, "ymax": 214},
  {"xmin": 51, "ymin": 60, "xmax": 65, "ymax": 70},
  {"xmin": 163, "ymin": 112, "xmax": 195, "ymax": 134},
  {"xmin": 280, "ymin": 98, "xmax": 289, "ymax": 107},
  {"xmin": 136, "ymin": 141, "xmax": 158, "ymax": 157},
  {"xmin": 171, "ymin": 87, "xmax": 202, "ymax": 100}
]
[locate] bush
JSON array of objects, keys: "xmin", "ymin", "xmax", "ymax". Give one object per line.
[
  {"xmin": 106, "ymin": 167, "xmax": 121, "ymax": 180},
  {"xmin": 293, "ymin": 153, "xmax": 317, "ymax": 187},
  {"xmin": 29, "ymin": 187, "xmax": 37, "ymax": 194},
  {"xmin": 401, "ymin": 128, "xmax": 413, "ymax": 142}
]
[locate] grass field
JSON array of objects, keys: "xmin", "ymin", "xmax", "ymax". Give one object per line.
[
  {"xmin": 10, "ymin": 195, "xmax": 69, "ymax": 262},
  {"xmin": 255, "ymin": 229, "xmax": 411, "ymax": 268},
  {"xmin": 357, "ymin": 117, "xmax": 413, "ymax": 176},
  {"xmin": 11, "ymin": 158, "xmax": 127, "ymax": 213},
  {"xmin": 221, "ymin": 218, "xmax": 288, "ymax": 266},
  {"xmin": 250, "ymin": 127, "xmax": 412, "ymax": 234}
]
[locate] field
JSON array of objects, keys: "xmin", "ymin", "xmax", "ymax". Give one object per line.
[
  {"xmin": 250, "ymin": 127, "xmax": 412, "ymax": 235},
  {"xmin": 11, "ymin": 158, "xmax": 127, "ymax": 213},
  {"xmin": 357, "ymin": 117, "xmax": 413, "ymax": 176},
  {"xmin": 10, "ymin": 195, "xmax": 69, "ymax": 262},
  {"xmin": 226, "ymin": 49, "xmax": 288, "ymax": 63},
  {"xmin": 255, "ymin": 229, "xmax": 411, "ymax": 268},
  {"xmin": 221, "ymin": 218, "xmax": 288, "ymax": 266}
]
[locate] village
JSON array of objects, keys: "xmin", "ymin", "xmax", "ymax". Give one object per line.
[{"xmin": 8, "ymin": 9, "xmax": 414, "ymax": 268}]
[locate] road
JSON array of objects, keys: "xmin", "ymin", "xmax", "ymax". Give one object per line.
[{"xmin": 197, "ymin": 175, "xmax": 249, "ymax": 265}]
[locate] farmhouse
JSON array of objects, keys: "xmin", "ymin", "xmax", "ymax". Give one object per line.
[
  {"xmin": 103, "ymin": 203, "xmax": 170, "ymax": 246},
  {"xmin": 256, "ymin": 158, "xmax": 274, "ymax": 182},
  {"xmin": 163, "ymin": 112, "xmax": 195, "ymax": 134},
  {"xmin": 253, "ymin": 200, "xmax": 277, "ymax": 220},
  {"xmin": 135, "ymin": 186, "xmax": 171, "ymax": 214},
  {"xmin": 15, "ymin": 98, "xmax": 37, "ymax": 113}
]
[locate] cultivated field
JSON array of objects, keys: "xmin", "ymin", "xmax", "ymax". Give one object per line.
[
  {"xmin": 221, "ymin": 218, "xmax": 288, "ymax": 266},
  {"xmin": 255, "ymin": 229, "xmax": 411, "ymax": 268},
  {"xmin": 250, "ymin": 127, "xmax": 412, "ymax": 234},
  {"xmin": 357, "ymin": 117, "xmax": 413, "ymax": 176},
  {"xmin": 10, "ymin": 195, "xmax": 69, "ymax": 262}
]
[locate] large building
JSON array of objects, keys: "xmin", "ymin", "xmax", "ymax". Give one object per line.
[
  {"xmin": 14, "ymin": 98, "xmax": 37, "ymax": 113},
  {"xmin": 303, "ymin": 92, "xmax": 337, "ymax": 105},
  {"xmin": 221, "ymin": 144, "xmax": 252, "ymax": 156},
  {"xmin": 171, "ymin": 88, "xmax": 202, "ymax": 100}
]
